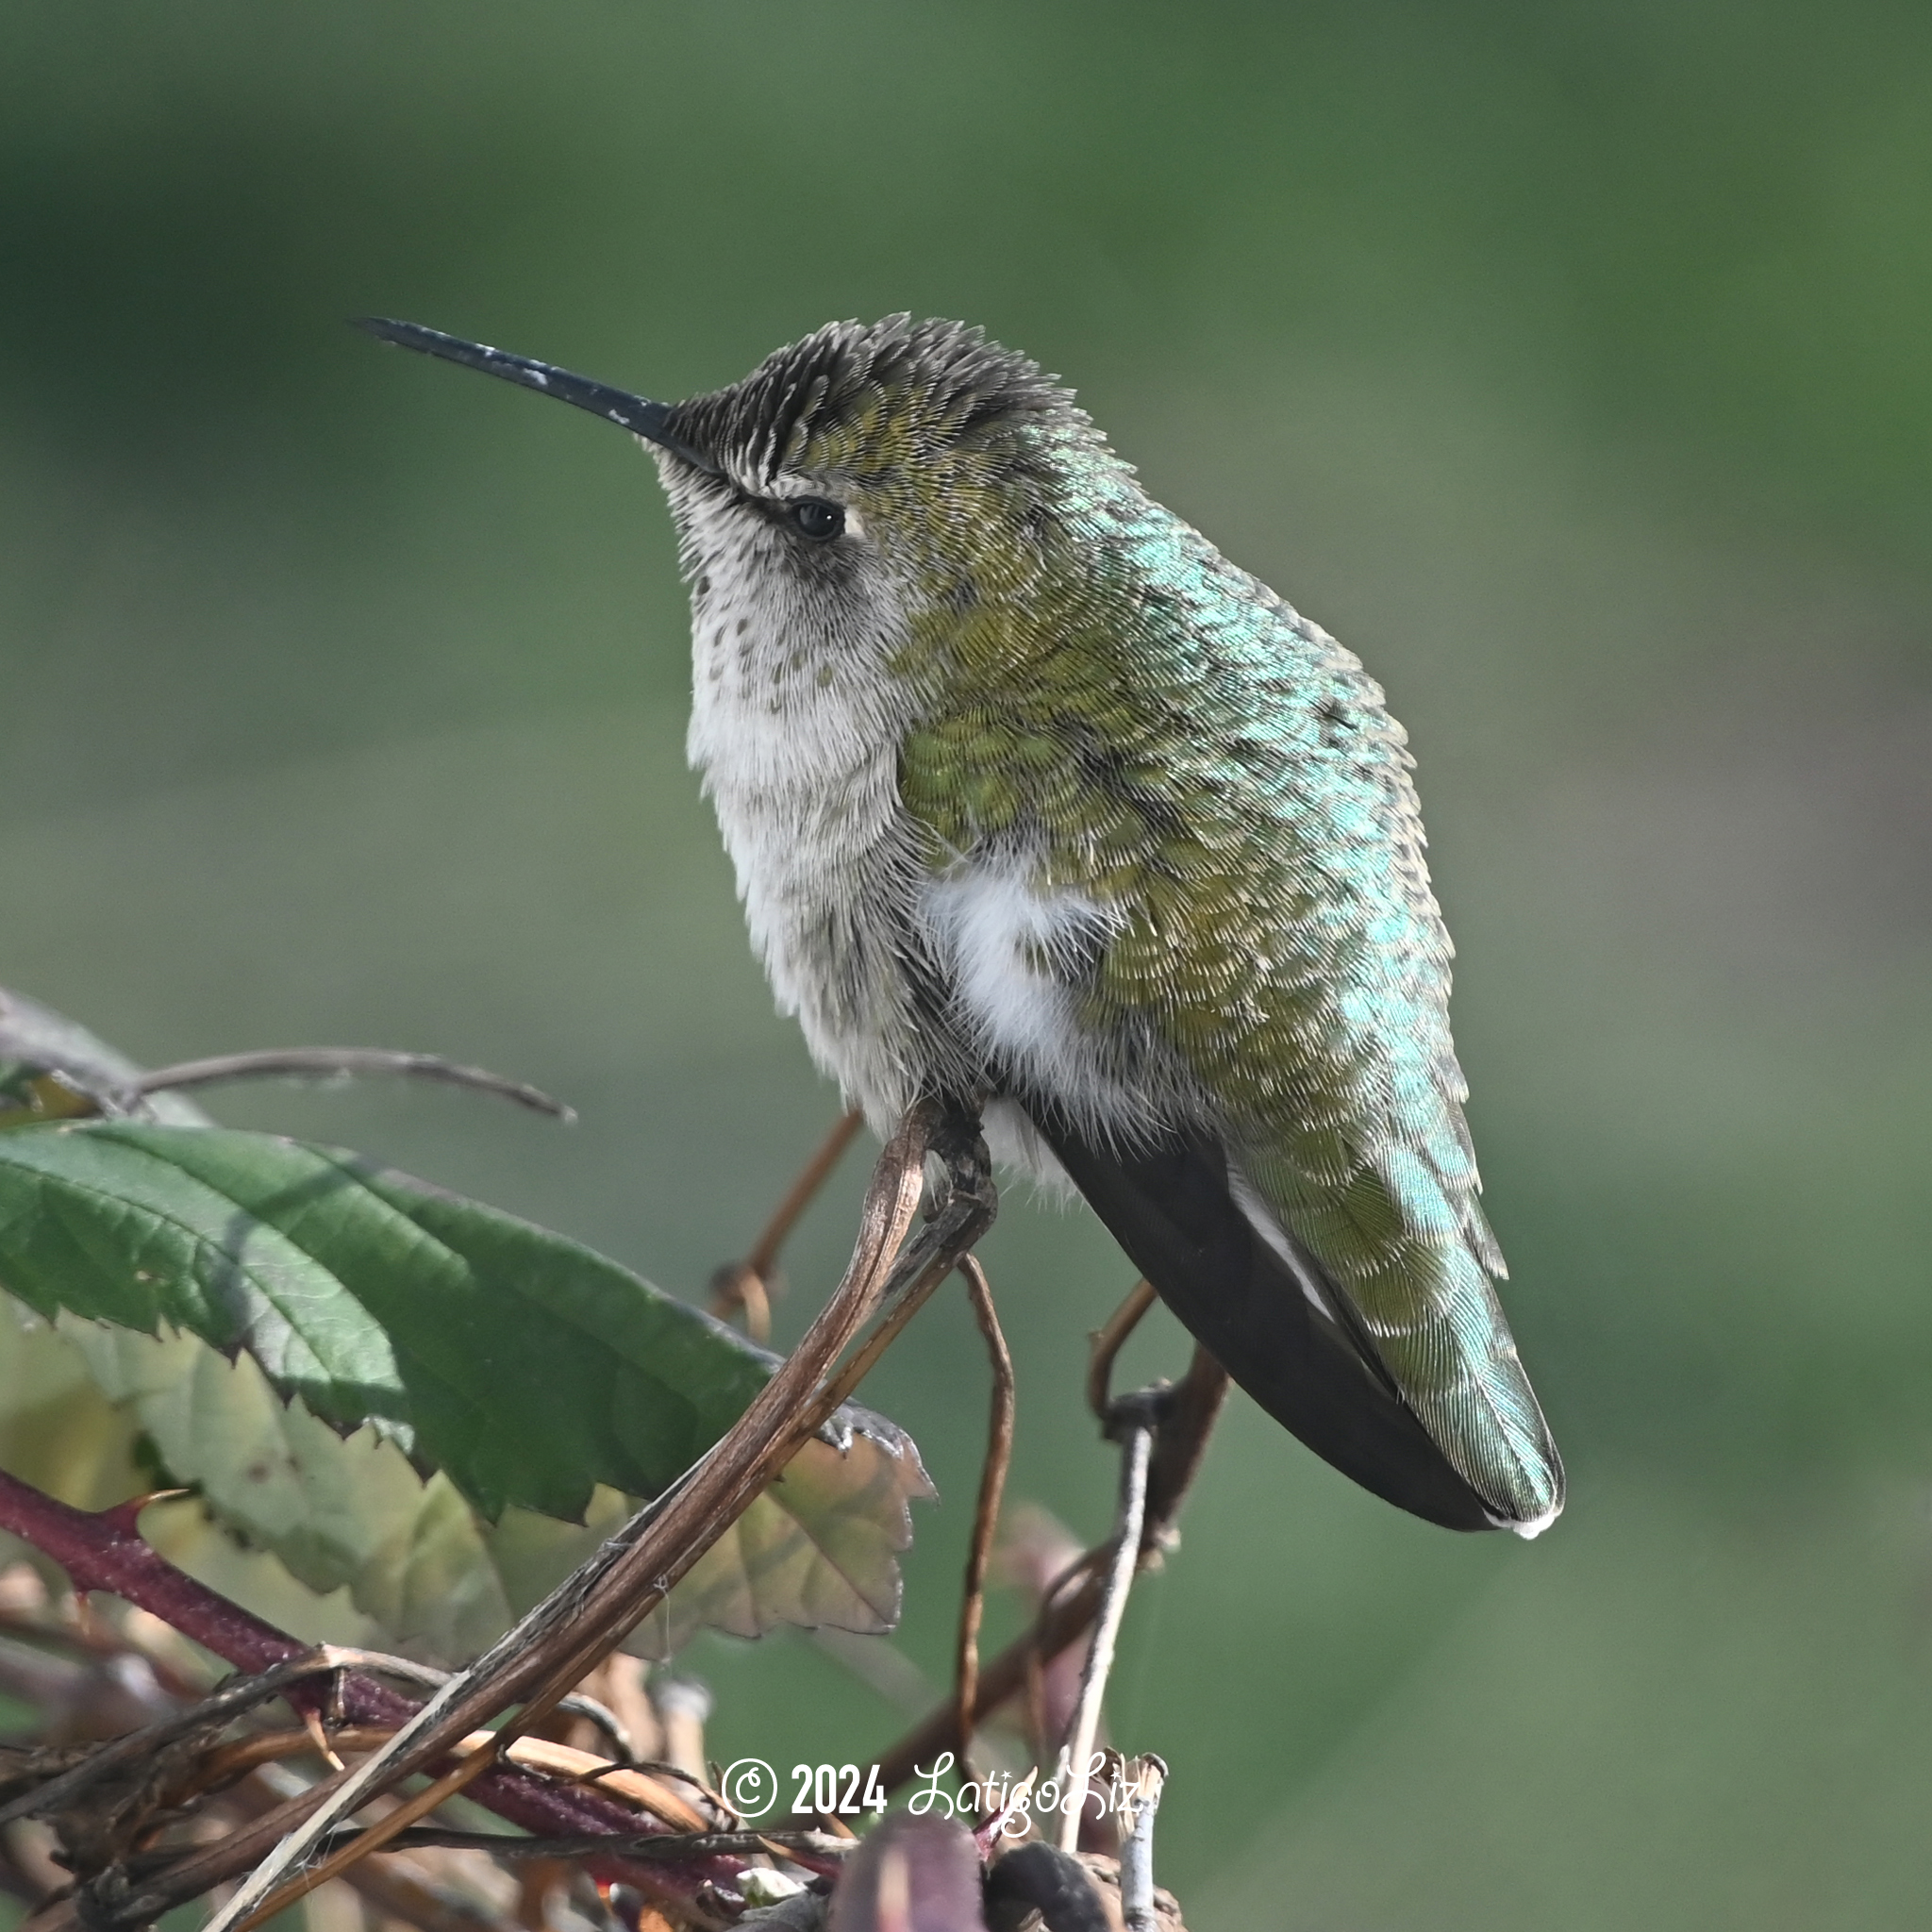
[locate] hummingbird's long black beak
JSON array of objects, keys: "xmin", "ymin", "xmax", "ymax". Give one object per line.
[{"xmin": 355, "ymin": 318, "xmax": 719, "ymax": 474}]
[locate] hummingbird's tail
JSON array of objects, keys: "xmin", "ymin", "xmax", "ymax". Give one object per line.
[{"xmin": 1031, "ymin": 1109, "xmax": 1557, "ymax": 1533}]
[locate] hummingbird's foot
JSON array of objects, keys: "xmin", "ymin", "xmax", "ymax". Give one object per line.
[{"xmin": 918, "ymin": 1093, "xmax": 995, "ymax": 1226}]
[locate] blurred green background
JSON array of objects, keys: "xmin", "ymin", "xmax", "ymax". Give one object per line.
[{"xmin": 6, "ymin": 2, "xmax": 1932, "ymax": 1924}]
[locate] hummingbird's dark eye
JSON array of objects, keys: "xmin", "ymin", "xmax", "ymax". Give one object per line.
[{"xmin": 790, "ymin": 497, "xmax": 844, "ymax": 541}]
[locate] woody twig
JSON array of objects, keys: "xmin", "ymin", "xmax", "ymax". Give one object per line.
[
  {"xmin": 710, "ymin": 1107, "xmax": 864, "ymax": 1341},
  {"xmin": 954, "ymin": 1256, "xmax": 1014, "ymax": 1795},
  {"xmin": 203, "ymin": 1097, "xmax": 993, "ymax": 1932},
  {"xmin": 874, "ymin": 1339, "xmax": 1229, "ymax": 1793}
]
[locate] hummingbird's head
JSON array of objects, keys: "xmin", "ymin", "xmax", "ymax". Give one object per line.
[
  {"xmin": 358, "ymin": 315, "xmax": 1128, "ymax": 708},
  {"xmin": 649, "ymin": 315, "xmax": 1120, "ymax": 701}
]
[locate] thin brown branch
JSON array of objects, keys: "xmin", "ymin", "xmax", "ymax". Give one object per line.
[
  {"xmin": 710, "ymin": 1107, "xmax": 863, "ymax": 1340},
  {"xmin": 1087, "ymin": 1280, "xmax": 1158, "ymax": 1422},
  {"xmin": 0, "ymin": 1647, "xmax": 351, "ymax": 1830},
  {"xmin": 319, "ymin": 1826, "xmax": 853, "ymax": 1867},
  {"xmin": 235, "ymin": 1766, "xmax": 521, "ymax": 1932},
  {"xmin": 134, "ymin": 1049, "xmax": 574, "ymax": 1122},
  {"xmin": 0, "ymin": 1476, "xmax": 765, "ymax": 1922},
  {"xmin": 874, "ymin": 1341, "xmax": 1229, "ymax": 1793},
  {"xmin": 233, "ymin": 1736, "xmax": 504, "ymax": 1931},
  {"xmin": 203, "ymin": 1099, "xmax": 993, "ymax": 1932},
  {"xmin": 955, "ymin": 1256, "xmax": 1014, "ymax": 1796}
]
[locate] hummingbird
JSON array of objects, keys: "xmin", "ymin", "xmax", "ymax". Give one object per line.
[{"xmin": 359, "ymin": 313, "xmax": 1563, "ymax": 1537}]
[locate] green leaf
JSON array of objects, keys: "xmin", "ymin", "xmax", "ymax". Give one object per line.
[
  {"xmin": 0, "ymin": 987, "xmax": 935, "ymax": 1657},
  {"xmin": 0, "ymin": 1118, "xmax": 933, "ymax": 1657},
  {"xmin": 0, "ymin": 1301, "xmax": 382, "ymax": 1649},
  {"xmin": 58, "ymin": 1315, "xmax": 513, "ymax": 1659},
  {"xmin": 39, "ymin": 1307, "xmax": 931, "ymax": 1663},
  {"xmin": 0, "ymin": 1124, "xmax": 415, "ymax": 1451}
]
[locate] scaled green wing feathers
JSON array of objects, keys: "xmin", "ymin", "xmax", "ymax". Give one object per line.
[{"xmin": 902, "ymin": 476, "xmax": 1561, "ymax": 1528}]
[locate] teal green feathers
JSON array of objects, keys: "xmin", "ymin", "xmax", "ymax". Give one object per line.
[{"xmin": 892, "ymin": 433, "xmax": 1559, "ymax": 1528}]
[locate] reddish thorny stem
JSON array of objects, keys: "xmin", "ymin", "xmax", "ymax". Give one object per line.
[{"xmin": 0, "ymin": 1467, "xmax": 750, "ymax": 1916}]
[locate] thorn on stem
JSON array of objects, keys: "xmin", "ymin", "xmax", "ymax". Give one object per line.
[
  {"xmin": 303, "ymin": 1708, "xmax": 346, "ymax": 1773},
  {"xmin": 94, "ymin": 1492, "xmax": 189, "ymax": 1537}
]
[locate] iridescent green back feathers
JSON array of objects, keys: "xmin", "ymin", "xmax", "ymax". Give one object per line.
[{"xmin": 675, "ymin": 314, "xmax": 1562, "ymax": 1531}]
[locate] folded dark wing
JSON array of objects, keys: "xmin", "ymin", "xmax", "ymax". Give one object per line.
[{"xmin": 1029, "ymin": 1105, "xmax": 1504, "ymax": 1532}]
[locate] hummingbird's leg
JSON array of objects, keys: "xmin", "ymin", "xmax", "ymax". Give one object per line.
[
  {"xmin": 708, "ymin": 1108, "xmax": 864, "ymax": 1341},
  {"xmin": 954, "ymin": 1255, "xmax": 1015, "ymax": 1800}
]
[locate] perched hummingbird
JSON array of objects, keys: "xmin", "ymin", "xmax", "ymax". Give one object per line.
[{"xmin": 361, "ymin": 314, "xmax": 1563, "ymax": 1537}]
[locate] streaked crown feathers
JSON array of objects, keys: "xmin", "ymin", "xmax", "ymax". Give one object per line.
[{"xmin": 667, "ymin": 314, "xmax": 1099, "ymax": 491}]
